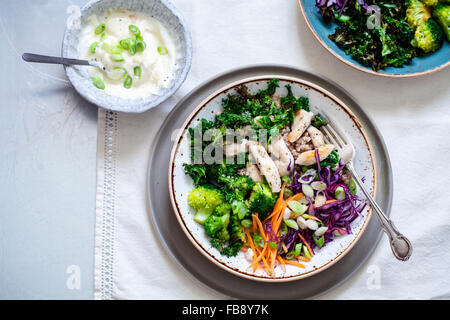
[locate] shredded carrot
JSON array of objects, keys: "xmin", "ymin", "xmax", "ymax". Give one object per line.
[
  {"xmin": 281, "ymin": 241, "xmax": 288, "ymax": 254},
  {"xmin": 325, "ymin": 199, "xmax": 338, "ymax": 204},
  {"xmin": 284, "ymin": 259, "xmax": 305, "ymax": 268},
  {"xmin": 277, "ymin": 255, "xmax": 286, "ymax": 272},
  {"xmin": 297, "ymin": 256, "xmax": 311, "ymax": 262},
  {"xmin": 241, "ymin": 247, "xmax": 248, "ymax": 252},
  {"xmin": 287, "ymin": 193, "xmax": 304, "ymax": 202},
  {"xmin": 279, "ymin": 181, "xmax": 287, "ymax": 200},
  {"xmin": 252, "ymin": 242, "xmax": 268, "ymax": 271},
  {"xmin": 307, "ymin": 215, "xmax": 323, "ymax": 223},
  {"xmin": 298, "ymin": 232, "xmax": 314, "ymax": 257},
  {"xmin": 253, "ymin": 214, "xmax": 266, "ymax": 240},
  {"xmin": 251, "ymin": 214, "xmax": 257, "ymax": 234}
]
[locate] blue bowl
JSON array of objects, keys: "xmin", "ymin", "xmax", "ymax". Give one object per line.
[{"xmin": 299, "ymin": 0, "xmax": 450, "ymax": 77}]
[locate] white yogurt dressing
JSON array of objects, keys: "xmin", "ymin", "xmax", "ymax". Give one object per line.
[{"xmin": 80, "ymin": 9, "xmax": 175, "ymax": 98}]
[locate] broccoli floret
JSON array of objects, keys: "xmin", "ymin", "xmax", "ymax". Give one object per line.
[
  {"xmin": 413, "ymin": 19, "xmax": 443, "ymax": 52},
  {"xmin": 219, "ymin": 175, "xmax": 255, "ymax": 201},
  {"xmin": 406, "ymin": 0, "xmax": 432, "ymax": 29},
  {"xmin": 311, "ymin": 113, "xmax": 328, "ymax": 129},
  {"xmin": 183, "ymin": 164, "xmax": 207, "ymax": 185},
  {"xmin": 204, "ymin": 213, "xmax": 230, "ymax": 238},
  {"xmin": 214, "ymin": 202, "xmax": 232, "ymax": 216},
  {"xmin": 423, "ymin": 0, "xmax": 440, "ymax": 7},
  {"xmin": 229, "ymin": 213, "xmax": 246, "ymax": 243},
  {"xmin": 433, "ymin": 4, "xmax": 450, "ymax": 41},
  {"xmin": 187, "ymin": 186, "xmax": 224, "ymax": 224},
  {"xmin": 248, "ymin": 182, "xmax": 277, "ymax": 220}
]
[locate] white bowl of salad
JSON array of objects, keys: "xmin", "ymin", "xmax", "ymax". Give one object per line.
[{"xmin": 169, "ymin": 76, "xmax": 377, "ymax": 282}]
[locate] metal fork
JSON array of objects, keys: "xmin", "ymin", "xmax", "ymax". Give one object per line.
[{"xmin": 321, "ymin": 122, "xmax": 412, "ymax": 261}]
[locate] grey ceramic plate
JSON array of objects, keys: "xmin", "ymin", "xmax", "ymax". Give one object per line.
[
  {"xmin": 61, "ymin": 0, "xmax": 192, "ymax": 113},
  {"xmin": 147, "ymin": 65, "xmax": 393, "ymax": 299}
]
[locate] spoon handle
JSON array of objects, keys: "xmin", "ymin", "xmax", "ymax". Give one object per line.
[
  {"xmin": 22, "ymin": 53, "xmax": 91, "ymax": 66},
  {"xmin": 347, "ymin": 161, "xmax": 413, "ymax": 261}
]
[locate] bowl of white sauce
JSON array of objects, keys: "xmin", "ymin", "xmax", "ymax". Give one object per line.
[{"xmin": 62, "ymin": 0, "xmax": 192, "ymax": 113}]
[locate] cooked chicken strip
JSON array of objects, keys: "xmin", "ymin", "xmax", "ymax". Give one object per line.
[
  {"xmin": 223, "ymin": 139, "xmax": 249, "ymax": 157},
  {"xmin": 295, "ymin": 144, "xmax": 335, "ymax": 166},
  {"xmin": 249, "ymin": 143, "xmax": 282, "ymax": 193},
  {"xmin": 288, "ymin": 109, "xmax": 314, "ymax": 143},
  {"xmin": 244, "ymin": 163, "xmax": 263, "ymax": 182},
  {"xmin": 268, "ymin": 135, "xmax": 294, "ymax": 177},
  {"xmin": 307, "ymin": 126, "xmax": 325, "ymax": 148}
]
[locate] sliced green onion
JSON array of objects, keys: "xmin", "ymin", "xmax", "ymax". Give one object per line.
[
  {"xmin": 294, "ymin": 243, "xmax": 302, "ymax": 257},
  {"xmin": 280, "ymin": 223, "xmax": 288, "ymax": 237},
  {"xmin": 269, "ymin": 241, "xmax": 278, "ymax": 249},
  {"xmin": 241, "ymin": 219, "xmax": 252, "ymax": 228},
  {"xmin": 119, "ymin": 38, "xmax": 135, "ymax": 50},
  {"xmin": 282, "ymin": 176, "xmax": 292, "ymax": 184},
  {"xmin": 110, "ymin": 53, "xmax": 124, "ymax": 62},
  {"xmin": 92, "ymin": 77, "xmax": 105, "ymax": 90},
  {"xmin": 107, "ymin": 67, "xmax": 127, "ymax": 80},
  {"xmin": 252, "ymin": 234, "xmax": 265, "ymax": 248},
  {"xmin": 348, "ymin": 179, "xmax": 357, "ymax": 195},
  {"xmin": 311, "ymin": 181, "xmax": 327, "ymax": 191},
  {"xmin": 89, "ymin": 41, "xmax": 99, "ymax": 54},
  {"xmin": 303, "ymin": 245, "xmax": 311, "ymax": 259},
  {"xmin": 313, "ymin": 235, "xmax": 325, "ymax": 247},
  {"xmin": 134, "ymin": 66, "xmax": 142, "ymax": 78},
  {"xmin": 157, "ymin": 45, "xmax": 168, "ymax": 55},
  {"xmin": 335, "ymin": 186, "xmax": 346, "ymax": 201},
  {"xmin": 302, "ymin": 184, "xmax": 314, "ymax": 199},
  {"xmin": 283, "ymin": 187, "xmax": 294, "ymax": 199},
  {"xmin": 94, "ymin": 23, "xmax": 106, "ymax": 35},
  {"xmin": 284, "ymin": 219, "xmax": 299, "ymax": 230},
  {"xmin": 129, "ymin": 43, "xmax": 137, "ymax": 56},
  {"xmin": 286, "ymin": 251, "xmax": 296, "ymax": 260},
  {"xmin": 123, "ymin": 75, "xmax": 133, "ymax": 89},
  {"xmin": 287, "ymin": 200, "xmax": 308, "ymax": 215},
  {"xmin": 136, "ymin": 39, "xmax": 146, "ymax": 52},
  {"xmin": 100, "ymin": 32, "xmax": 107, "ymax": 41},
  {"xmin": 129, "ymin": 24, "xmax": 141, "ymax": 37}
]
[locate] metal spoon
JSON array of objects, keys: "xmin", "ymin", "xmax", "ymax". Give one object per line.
[{"xmin": 22, "ymin": 53, "xmax": 106, "ymax": 71}]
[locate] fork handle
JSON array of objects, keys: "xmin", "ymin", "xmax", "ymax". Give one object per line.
[{"xmin": 346, "ymin": 161, "xmax": 412, "ymax": 261}]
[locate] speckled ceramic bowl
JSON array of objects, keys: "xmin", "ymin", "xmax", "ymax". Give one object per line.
[
  {"xmin": 169, "ymin": 76, "xmax": 377, "ymax": 282},
  {"xmin": 61, "ymin": 0, "xmax": 192, "ymax": 113}
]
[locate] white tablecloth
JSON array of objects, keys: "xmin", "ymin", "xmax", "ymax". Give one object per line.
[{"xmin": 94, "ymin": 0, "xmax": 450, "ymax": 300}]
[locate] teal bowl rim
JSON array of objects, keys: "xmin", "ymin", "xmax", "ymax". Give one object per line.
[{"xmin": 298, "ymin": 0, "xmax": 450, "ymax": 78}]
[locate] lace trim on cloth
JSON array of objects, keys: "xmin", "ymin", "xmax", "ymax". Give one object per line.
[{"xmin": 94, "ymin": 109, "xmax": 118, "ymax": 300}]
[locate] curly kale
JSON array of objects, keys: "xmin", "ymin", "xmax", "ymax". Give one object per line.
[{"xmin": 323, "ymin": 0, "xmax": 419, "ymax": 71}]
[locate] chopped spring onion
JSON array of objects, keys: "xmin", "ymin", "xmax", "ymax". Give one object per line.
[
  {"xmin": 334, "ymin": 13, "xmax": 351, "ymax": 23},
  {"xmin": 314, "ymin": 191, "xmax": 326, "ymax": 208},
  {"xmin": 313, "ymin": 235, "xmax": 325, "ymax": 247},
  {"xmin": 157, "ymin": 45, "xmax": 168, "ymax": 55},
  {"xmin": 294, "ymin": 243, "xmax": 302, "ymax": 257},
  {"xmin": 296, "ymin": 216, "xmax": 307, "ymax": 230},
  {"xmin": 305, "ymin": 219, "xmax": 318, "ymax": 231},
  {"xmin": 107, "ymin": 67, "xmax": 127, "ymax": 80},
  {"xmin": 92, "ymin": 77, "xmax": 105, "ymax": 90},
  {"xmin": 303, "ymin": 245, "xmax": 311, "ymax": 259},
  {"xmin": 302, "ymin": 184, "xmax": 314, "ymax": 199},
  {"xmin": 129, "ymin": 24, "xmax": 141, "ymax": 37},
  {"xmin": 283, "ymin": 207, "xmax": 292, "ymax": 220},
  {"xmin": 89, "ymin": 41, "xmax": 99, "ymax": 54},
  {"xmin": 348, "ymin": 179, "xmax": 357, "ymax": 195},
  {"xmin": 110, "ymin": 53, "xmax": 125, "ymax": 62},
  {"xmin": 136, "ymin": 39, "xmax": 146, "ymax": 52},
  {"xmin": 252, "ymin": 234, "xmax": 265, "ymax": 248},
  {"xmin": 280, "ymin": 223, "xmax": 288, "ymax": 237},
  {"xmin": 299, "ymin": 169, "xmax": 316, "ymax": 184},
  {"xmin": 123, "ymin": 75, "xmax": 133, "ymax": 89},
  {"xmin": 94, "ymin": 23, "xmax": 106, "ymax": 35},
  {"xmin": 268, "ymin": 241, "xmax": 278, "ymax": 249},
  {"xmin": 119, "ymin": 38, "xmax": 135, "ymax": 50},
  {"xmin": 101, "ymin": 43, "xmax": 122, "ymax": 55},
  {"xmin": 335, "ymin": 186, "xmax": 346, "ymax": 201},
  {"xmin": 284, "ymin": 219, "xmax": 298, "ymax": 230},
  {"xmin": 287, "ymin": 200, "xmax": 307, "ymax": 215},
  {"xmin": 286, "ymin": 251, "xmax": 296, "ymax": 260},
  {"xmin": 134, "ymin": 66, "xmax": 142, "ymax": 78},
  {"xmin": 314, "ymin": 226, "xmax": 328, "ymax": 237},
  {"xmin": 311, "ymin": 181, "xmax": 326, "ymax": 191}
]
